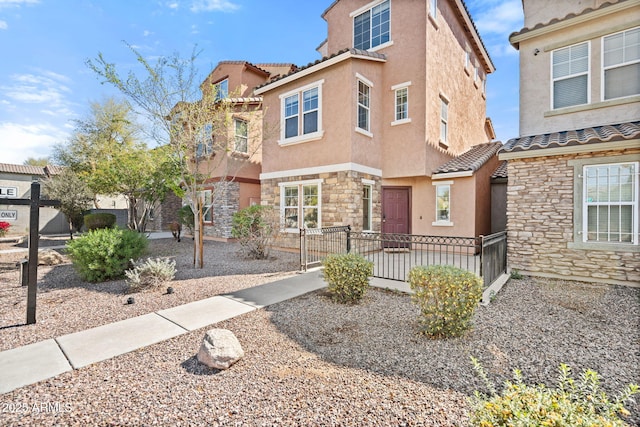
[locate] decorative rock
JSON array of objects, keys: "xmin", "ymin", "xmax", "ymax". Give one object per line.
[
  {"xmin": 37, "ymin": 250, "xmax": 65, "ymax": 266},
  {"xmin": 196, "ymin": 329, "xmax": 244, "ymax": 370}
]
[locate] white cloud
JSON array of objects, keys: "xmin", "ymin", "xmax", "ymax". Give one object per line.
[
  {"xmin": 166, "ymin": 1, "xmax": 178, "ymax": 9},
  {"xmin": 474, "ymin": 0, "xmax": 523, "ymax": 36},
  {"xmin": 0, "ymin": 121, "xmax": 69, "ymax": 164},
  {"xmin": 0, "ymin": 0, "xmax": 39, "ymax": 8},
  {"xmin": 0, "ymin": 20, "xmax": 7, "ymax": 30},
  {"xmin": 143, "ymin": 30, "xmax": 153, "ymax": 37},
  {"xmin": 189, "ymin": 0, "xmax": 239, "ymax": 13}
]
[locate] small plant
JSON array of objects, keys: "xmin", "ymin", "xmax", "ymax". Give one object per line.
[
  {"xmin": 408, "ymin": 265, "xmax": 482, "ymax": 338},
  {"xmin": 177, "ymin": 205, "xmax": 195, "ymax": 237},
  {"xmin": 83, "ymin": 212, "xmax": 117, "ymax": 231},
  {"xmin": 510, "ymin": 268, "xmax": 524, "ymax": 280},
  {"xmin": 470, "ymin": 357, "xmax": 639, "ymax": 426},
  {"xmin": 125, "ymin": 257, "xmax": 176, "ymax": 292},
  {"xmin": 0, "ymin": 221, "xmax": 10, "ymax": 237},
  {"xmin": 66, "ymin": 228, "xmax": 148, "ymax": 282},
  {"xmin": 322, "ymin": 253, "xmax": 374, "ymax": 304},
  {"xmin": 232, "ymin": 205, "xmax": 278, "ymax": 259}
]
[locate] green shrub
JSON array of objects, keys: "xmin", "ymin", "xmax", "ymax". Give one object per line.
[
  {"xmin": 322, "ymin": 253, "xmax": 374, "ymax": 304},
  {"xmin": 125, "ymin": 257, "xmax": 176, "ymax": 292},
  {"xmin": 66, "ymin": 228, "xmax": 148, "ymax": 282},
  {"xmin": 408, "ymin": 265, "xmax": 482, "ymax": 338},
  {"xmin": 470, "ymin": 357, "xmax": 639, "ymax": 427},
  {"xmin": 83, "ymin": 213, "xmax": 117, "ymax": 231},
  {"xmin": 232, "ymin": 205, "xmax": 277, "ymax": 259},
  {"xmin": 177, "ymin": 205, "xmax": 195, "ymax": 236}
]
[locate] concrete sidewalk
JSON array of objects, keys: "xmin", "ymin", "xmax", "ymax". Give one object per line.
[{"xmin": 1, "ymin": 270, "xmax": 412, "ymax": 394}]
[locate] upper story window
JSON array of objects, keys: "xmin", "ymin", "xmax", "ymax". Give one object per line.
[
  {"xmin": 583, "ymin": 162, "xmax": 638, "ymax": 244},
  {"xmin": 214, "ymin": 79, "xmax": 229, "ymax": 101},
  {"xmin": 552, "ymin": 42, "xmax": 589, "ymax": 109},
  {"xmin": 280, "ymin": 80, "xmax": 324, "ymax": 145},
  {"xmin": 439, "ymin": 95, "xmax": 449, "ymax": 145},
  {"xmin": 234, "ymin": 119, "xmax": 248, "ymax": 153},
  {"xmin": 429, "ymin": 0, "xmax": 437, "ymax": 18},
  {"xmin": 392, "ymin": 81, "xmax": 411, "ymax": 125},
  {"xmin": 353, "ymin": 0, "xmax": 390, "ymax": 51},
  {"xmin": 603, "ymin": 27, "xmax": 640, "ymax": 100},
  {"xmin": 357, "ymin": 80, "xmax": 371, "ymax": 132},
  {"xmin": 196, "ymin": 123, "xmax": 213, "ymax": 158}
]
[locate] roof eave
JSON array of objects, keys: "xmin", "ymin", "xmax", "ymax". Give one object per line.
[{"xmin": 499, "ymin": 139, "xmax": 640, "ymax": 160}]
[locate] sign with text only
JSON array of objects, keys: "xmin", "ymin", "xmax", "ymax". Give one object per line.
[{"xmin": 0, "ymin": 210, "xmax": 17, "ymax": 220}]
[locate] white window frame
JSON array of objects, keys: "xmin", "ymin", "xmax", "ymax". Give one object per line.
[
  {"xmin": 234, "ymin": 118, "xmax": 248, "ymax": 153},
  {"xmin": 195, "ymin": 123, "xmax": 213, "ymax": 158},
  {"xmin": 432, "ymin": 180, "xmax": 453, "ymax": 226},
  {"xmin": 279, "ymin": 80, "xmax": 324, "ymax": 145},
  {"xmin": 362, "ymin": 180, "xmax": 374, "ymax": 231},
  {"xmin": 551, "ymin": 41, "xmax": 590, "ymax": 110},
  {"xmin": 214, "ymin": 79, "xmax": 228, "ymax": 101},
  {"xmin": 392, "ymin": 81, "xmax": 411, "ymax": 125},
  {"xmin": 279, "ymin": 179, "xmax": 322, "ymax": 232},
  {"xmin": 199, "ymin": 189, "xmax": 213, "ymax": 223},
  {"xmin": 356, "ymin": 76, "xmax": 372, "ymax": 135},
  {"xmin": 602, "ymin": 27, "xmax": 640, "ymax": 101},
  {"xmin": 582, "ymin": 162, "xmax": 638, "ymax": 245},
  {"xmin": 351, "ymin": 0, "xmax": 392, "ymax": 52},
  {"xmin": 439, "ymin": 94, "xmax": 449, "ymax": 146}
]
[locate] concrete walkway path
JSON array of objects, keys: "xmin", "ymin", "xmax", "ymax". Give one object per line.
[{"xmin": 0, "ymin": 270, "xmax": 412, "ymax": 394}]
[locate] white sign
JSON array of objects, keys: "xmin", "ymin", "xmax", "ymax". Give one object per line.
[
  {"xmin": 0, "ymin": 187, "xmax": 18, "ymax": 198},
  {"xmin": 0, "ymin": 210, "xmax": 17, "ymax": 220}
]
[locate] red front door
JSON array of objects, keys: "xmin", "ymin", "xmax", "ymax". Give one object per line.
[{"xmin": 382, "ymin": 187, "xmax": 410, "ymax": 235}]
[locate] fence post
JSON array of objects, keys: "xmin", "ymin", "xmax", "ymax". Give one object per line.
[
  {"xmin": 346, "ymin": 225, "xmax": 351, "ymax": 253},
  {"xmin": 300, "ymin": 228, "xmax": 306, "ymax": 271}
]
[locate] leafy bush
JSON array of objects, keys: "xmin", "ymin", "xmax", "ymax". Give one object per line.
[
  {"xmin": 322, "ymin": 253, "xmax": 374, "ymax": 304},
  {"xmin": 0, "ymin": 221, "xmax": 10, "ymax": 237},
  {"xmin": 83, "ymin": 213, "xmax": 117, "ymax": 231},
  {"xmin": 125, "ymin": 257, "xmax": 176, "ymax": 292},
  {"xmin": 470, "ymin": 357, "xmax": 639, "ymax": 427},
  {"xmin": 177, "ymin": 205, "xmax": 194, "ymax": 237},
  {"xmin": 231, "ymin": 205, "xmax": 278, "ymax": 259},
  {"xmin": 408, "ymin": 265, "xmax": 482, "ymax": 338},
  {"xmin": 66, "ymin": 228, "xmax": 148, "ymax": 282}
]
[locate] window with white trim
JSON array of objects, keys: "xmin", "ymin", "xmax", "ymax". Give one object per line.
[
  {"xmin": 395, "ymin": 86, "xmax": 408, "ymax": 121},
  {"xmin": 583, "ymin": 162, "xmax": 638, "ymax": 244},
  {"xmin": 353, "ymin": 0, "xmax": 390, "ymax": 51},
  {"xmin": 234, "ymin": 119, "xmax": 248, "ymax": 153},
  {"xmin": 280, "ymin": 81, "xmax": 323, "ymax": 144},
  {"xmin": 357, "ymin": 80, "xmax": 371, "ymax": 132},
  {"xmin": 552, "ymin": 42, "xmax": 589, "ymax": 109},
  {"xmin": 435, "ymin": 184, "xmax": 450, "ymax": 223},
  {"xmin": 196, "ymin": 123, "xmax": 213, "ymax": 158},
  {"xmin": 363, "ymin": 184, "xmax": 372, "ymax": 231},
  {"xmin": 214, "ymin": 79, "xmax": 228, "ymax": 101},
  {"xmin": 281, "ymin": 181, "xmax": 321, "ymax": 230},
  {"xmin": 200, "ymin": 189, "xmax": 213, "ymax": 223},
  {"xmin": 439, "ymin": 96, "xmax": 448, "ymax": 144},
  {"xmin": 603, "ymin": 27, "xmax": 640, "ymax": 100}
]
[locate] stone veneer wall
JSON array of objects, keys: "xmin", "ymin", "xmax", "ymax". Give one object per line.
[
  {"xmin": 205, "ymin": 181, "xmax": 240, "ymax": 239},
  {"xmin": 261, "ymin": 170, "xmax": 382, "ymax": 250},
  {"xmin": 506, "ymin": 148, "xmax": 640, "ymax": 286}
]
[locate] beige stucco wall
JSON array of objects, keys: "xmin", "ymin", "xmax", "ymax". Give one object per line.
[
  {"xmin": 522, "ymin": 0, "xmax": 618, "ymax": 28},
  {"xmin": 517, "ymin": 2, "xmax": 640, "ymax": 136},
  {"xmin": 506, "ymin": 147, "xmax": 640, "ymax": 286}
]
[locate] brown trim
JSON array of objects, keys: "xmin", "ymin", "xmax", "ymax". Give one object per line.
[
  {"xmin": 210, "ymin": 75, "xmax": 229, "ymax": 85},
  {"xmin": 202, "ymin": 176, "xmax": 260, "ymax": 185}
]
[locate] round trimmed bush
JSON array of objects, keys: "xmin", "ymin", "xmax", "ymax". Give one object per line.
[
  {"xmin": 408, "ymin": 265, "xmax": 482, "ymax": 338},
  {"xmin": 66, "ymin": 228, "xmax": 148, "ymax": 282},
  {"xmin": 322, "ymin": 253, "xmax": 373, "ymax": 304}
]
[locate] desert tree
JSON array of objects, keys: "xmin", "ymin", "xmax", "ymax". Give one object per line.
[
  {"xmin": 86, "ymin": 43, "xmax": 263, "ymax": 268},
  {"xmin": 41, "ymin": 168, "xmax": 94, "ymax": 239}
]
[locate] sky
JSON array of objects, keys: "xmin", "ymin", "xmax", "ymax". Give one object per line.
[{"xmin": 0, "ymin": 0, "xmax": 524, "ymax": 165}]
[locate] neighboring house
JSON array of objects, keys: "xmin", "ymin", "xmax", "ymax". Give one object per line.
[
  {"xmin": 500, "ymin": 0, "xmax": 640, "ymax": 286},
  {"xmin": 255, "ymin": 0, "xmax": 498, "ymax": 248},
  {"xmin": 185, "ymin": 61, "xmax": 295, "ymax": 239},
  {"xmin": 0, "ymin": 163, "xmax": 67, "ymax": 235}
]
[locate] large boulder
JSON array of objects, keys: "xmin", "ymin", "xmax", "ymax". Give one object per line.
[
  {"xmin": 37, "ymin": 250, "xmax": 65, "ymax": 266},
  {"xmin": 196, "ymin": 329, "xmax": 244, "ymax": 370}
]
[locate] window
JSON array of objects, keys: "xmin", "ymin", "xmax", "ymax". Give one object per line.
[
  {"xmin": 234, "ymin": 119, "xmax": 248, "ymax": 153},
  {"xmin": 583, "ymin": 162, "xmax": 638, "ymax": 244},
  {"xmin": 196, "ymin": 123, "xmax": 213, "ymax": 157},
  {"xmin": 200, "ymin": 189, "xmax": 213, "ymax": 223},
  {"xmin": 363, "ymin": 184, "xmax": 372, "ymax": 231},
  {"xmin": 354, "ymin": 0, "xmax": 390, "ymax": 51},
  {"xmin": 280, "ymin": 81, "xmax": 323, "ymax": 144},
  {"xmin": 280, "ymin": 181, "xmax": 321, "ymax": 230},
  {"xmin": 357, "ymin": 80, "xmax": 371, "ymax": 132},
  {"xmin": 429, "ymin": 0, "xmax": 437, "ymax": 18},
  {"xmin": 464, "ymin": 50, "xmax": 470, "ymax": 70},
  {"xmin": 395, "ymin": 87, "xmax": 408, "ymax": 121},
  {"xmin": 214, "ymin": 79, "xmax": 228, "ymax": 101},
  {"xmin": 440, "ymin": 96, "xmax": 448, "ymax": 144},
  {"xmin": 603, "ymin": 27, "xmax": 640, "ymax": 100},
  {"xmin": 552, "ymin": 42, "xmax": 589, "ymax": 109},
  {"xmin": 435, "ymin": 184, "xmax": 451, "ymax": 223}
]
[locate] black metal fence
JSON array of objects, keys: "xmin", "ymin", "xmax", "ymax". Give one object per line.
[{"xmin": 300, "ymin": 226, "xmax": 507, "ymax": 287}]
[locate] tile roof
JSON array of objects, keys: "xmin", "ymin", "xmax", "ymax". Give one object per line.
[
  {"xmin": 500, "ymin": 121, "xmax": 640, "ymax": 153},
  {"xmin": 433, "ymin": 141, "xmax": 503, "ymax": 175},
  {"xmin": 0, "ymin": 163, "xmax": 63, "ymax": 176},
  {"xmin": 491, "ymin": 161, "xmax": 508, "ymax": 179},
  {"xmin": 509, "ymin": 1, "xmax": 626, "ymax": 48}
]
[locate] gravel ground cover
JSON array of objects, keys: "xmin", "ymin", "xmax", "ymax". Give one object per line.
[{"xmin": 0, "ymin": 237, "xmax": 638, "ymax": 426}]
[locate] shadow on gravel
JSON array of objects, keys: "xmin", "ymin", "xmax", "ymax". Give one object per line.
[{"xmin": 180, "ymin": 356, "xmax": 222, "ymax": 376}]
